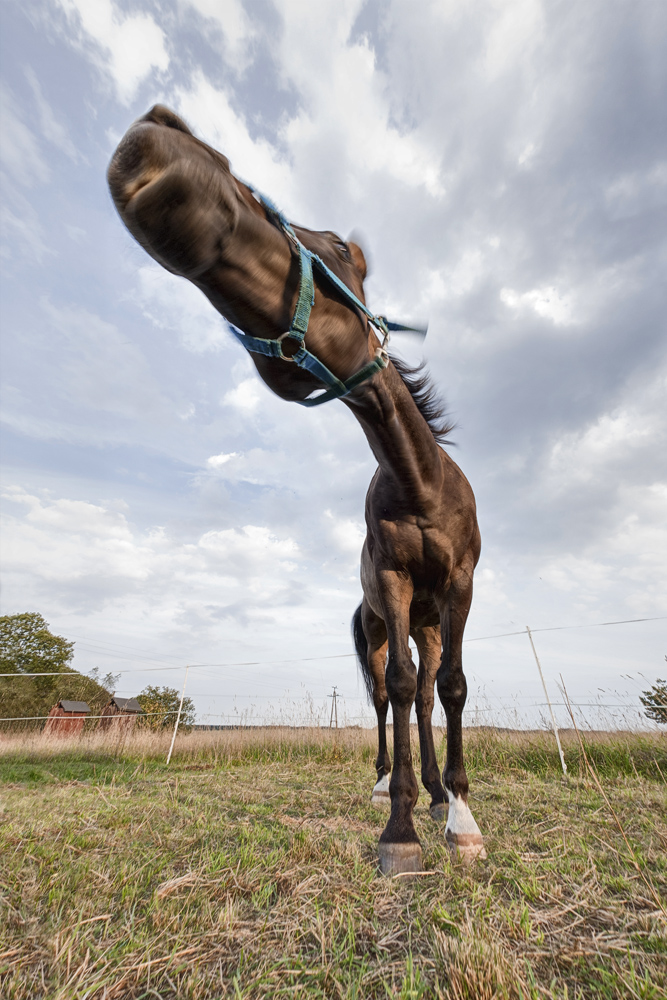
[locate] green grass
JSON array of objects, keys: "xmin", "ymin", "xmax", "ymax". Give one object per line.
[{"xmin": 0, "ymin": 727, "xmax": 665, "ymax": 998}]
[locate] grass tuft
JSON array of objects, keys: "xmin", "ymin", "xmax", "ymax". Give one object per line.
[{"xmin": 0, "ymin": 726, "xmax": 664, "ymax": 998}]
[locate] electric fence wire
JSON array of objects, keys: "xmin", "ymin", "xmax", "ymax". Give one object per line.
[{"xmin": 2, "ymin": 614, "xmax": 665, "ymax": 678}]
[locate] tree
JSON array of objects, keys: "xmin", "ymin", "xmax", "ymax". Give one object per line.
[
  {"xmin": 640, "ymin": 678, "xmax": 667, "ymax": 725},
  {"xmin": 137, "ymin": 685, "xmax": 195, "ymax": 732},
  {"xmin": 0, "ymin": 613, "xmax": 114, "ymax": 724},
  {"xmin": 0, "ymin": 612, "xmax": 74, "ymax": 673}
]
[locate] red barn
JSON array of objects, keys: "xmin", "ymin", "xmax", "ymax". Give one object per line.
[
  {"xmin": 43, "ymin": 700, "xmax": 90, "ymax": 736},
  {"xmin": 98, "ymin": 696, "xmax": 142, "ymax": 731}
]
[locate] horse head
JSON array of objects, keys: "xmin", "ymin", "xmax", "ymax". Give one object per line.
[{"xmin": 107, "ymin": 106, "xmax": 375, "ymax": 403}]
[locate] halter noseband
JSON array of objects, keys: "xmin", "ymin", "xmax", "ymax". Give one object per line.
[{"xmin": 226, "ymin": 188, "xmax": 425, "ymax": 407}]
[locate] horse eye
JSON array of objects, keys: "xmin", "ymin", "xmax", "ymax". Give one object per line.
[{"xmin": 335, "ymin": 241, "xmax": 350, "ymax": 258}]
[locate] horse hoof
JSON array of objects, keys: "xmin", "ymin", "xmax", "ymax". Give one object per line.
[
  {"xmin": 371, "ymin": 792, "xmax": 391, "ymax": 807},
  {"xmin": 378, "ymin": 841, "xmax": 423, "ymax": 876},
  {"xmin": 429, "ymin": 802, "xmax": 446, "ymax": 822},
  {"xmin": 445, "ymin": 793, "xmax": 486, "ymax": 864},
  {"xmin": 446, "ymin": 830, "xmax": 487, "ymax": 863},
  {"xmin": 371, "ymin": 773, "xmax": 391, "ymax": 807}
]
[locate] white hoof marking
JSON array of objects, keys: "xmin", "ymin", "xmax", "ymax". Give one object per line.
[
  {"xmin": 371, "ymin": 773, "xmax": 390, "ymax": 807},
  {"xmin": 445, "ymin": 792, "xmax": 487, "ymax": 863}
]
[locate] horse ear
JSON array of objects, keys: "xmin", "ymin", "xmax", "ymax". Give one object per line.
[
  {"xmin": 347, "ymin": 241, "xmax": 368, "ymax": 280},
  {"xmin": 347, "ymin": 229, "xmax": 372, "ymax": 279}
]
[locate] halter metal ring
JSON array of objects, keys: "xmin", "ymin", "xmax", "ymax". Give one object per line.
[{"xmin": 277, "ymin": 330, "xmax": 301, "ymax": 361}]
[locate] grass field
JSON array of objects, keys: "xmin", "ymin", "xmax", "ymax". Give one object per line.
[{"xmin": 1, "ymin": 726, "xmax": 665, "ymax": 999}]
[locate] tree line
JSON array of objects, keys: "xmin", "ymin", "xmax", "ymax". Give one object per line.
[
  {"xmin": 0, "ymin": 613, "xmax": 194, "ymax": 730},
  {"xmin": 3, "ymin": 612, "xmax": 664, "ymax": 729}
]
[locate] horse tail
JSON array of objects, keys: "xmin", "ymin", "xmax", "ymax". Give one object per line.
[{"xmin": 352, "ymin": 603, "xmax": 374, "ymax": 705}]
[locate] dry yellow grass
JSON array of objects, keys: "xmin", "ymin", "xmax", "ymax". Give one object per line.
[{"xmin": 0, "ymin": 727, "xmax": 665, "ymax": 998}]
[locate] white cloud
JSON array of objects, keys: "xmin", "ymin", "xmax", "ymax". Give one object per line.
[
  {"xmin": 500, "ymin": 285, "xmax": 576, "ymax": 326},
  {"xmin": 2, "ymin": 487, "xmax": 152, "ymax": 583},
  {"xmin": 0, "ymin": 85, "xmax": 49, "ymax": 186},
  {"xmin": 172, "ymin": 4, "xmax": 446, "ymax": 226},
  {"xmin": 0, "ymin": 185, "xmax": 52, "ymax": 262},
  {"xmin": 181, "ymin": 0, "xmax": 255, "ymax": 72},
  {"xmin": 481, "ymin": 0, "xmax": 544, "ymax": 80},
  {"xmin": 517, "ymin": 141, "xmax": 538, "ymax": 168},
  {"xmin": 323, "ymin": 509, "xmax": 365, "ymax": 556},
  {"xmin": 198, "ymin": 524, "xmax": 299, "ymax": 577},
  {"xmin": 276, "ymin": 3, "xmax": 444, "ymax": 200},
  {"xmin": 469, "ymin": 566, "xmax": 515, "ymax": 615},
  {"xmin": 1, "ymin": 487, "xmax": 303, "ymax": 627},
  {"xmin": 540, "ymin": 554, "xmax": 614, "ymax": 598},
  {"xmin": 424, "ymin": 250, "xmax": 486, "ymax": 305},
  {"xmin": 604, "ymin": 162, "xmax": 667, "ymax": 221},
  {"xmin": 41, "ymin": 299, "xmax": 170, "ymax": 420},
  {"xmin": 539, "ymin": 483, "xmax": 667, "ymax": 615},
  {"xmin": 546, "ymin": 372, "xmax": 667, "ymax": 491},
  {"xmin": 135, "ymin": 264, "xmax": 230, "ymax": 353},
  {"xmin": 0, "ymin": 87, "xmax": 53, "ymax": 260},
  {"xmin": 200, "ymin": 446, "xmax": 282, "ymax": 486},
  {"xmin": 207, "ymin": 451, "xmax": 238, "ymax": 468},
  {"xmin": 55, "ymin": 0, "xmax": 169, "ymax": 104},
  {"xmin": 24, "ymin": 68, "xmax": 78, "ymax": 160},
  {"xmin": 222, "ymin": 378, "xmax": 261, "ymax": 413},
  {"xmin": 172, "ymin": 72, "xmax": 295, "ymax": 207}
]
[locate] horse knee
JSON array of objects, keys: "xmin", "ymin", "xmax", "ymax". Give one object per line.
[
  {"xmin": 386, "ymin": 660, "xmax": 417, "ymax": 705},
  {"xmin": 373, "ymin": 690, "xmax": 389, "ymax": 715},
  {"xmin": 415, "ymin": 692, "xmax": 434, "ymax": 717},
  {"xmin": 437, "ymin": 669, "xmax": 467, "ymax": 712}
]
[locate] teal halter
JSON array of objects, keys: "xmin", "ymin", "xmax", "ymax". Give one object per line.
[{"xmin": 226, "ymin": 189, "xmax": 426, "ymax": 407}]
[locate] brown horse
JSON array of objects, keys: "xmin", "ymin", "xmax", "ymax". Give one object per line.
[{"xmin": 107, "ymin": 105, "xmax": 485, "ymax": 873}]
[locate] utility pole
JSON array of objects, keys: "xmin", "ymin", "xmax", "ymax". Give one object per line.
[{"xmin": 328, "ymin": 686, "xmax": 338, "ymax": 729}]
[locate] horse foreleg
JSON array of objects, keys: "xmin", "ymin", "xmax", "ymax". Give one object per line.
[
  {"xmin": 437, "ymin": 574, "xmax": 486, "ymax": 863},
  {"xmin": 412, "ymin": 626, "xmax": 446, "ymax": 821},
  {"xmin": 377, "ymin": 570, "xmax": 421, "ymax": 875}
]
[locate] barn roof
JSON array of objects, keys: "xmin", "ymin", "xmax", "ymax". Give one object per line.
[
  {"xmin": 111, "ymin": 696, "xmax": 142, "ymax": 713},
  {"xmin": 59, "ymin": 700, "xmax": 90, "ymax": 713}
]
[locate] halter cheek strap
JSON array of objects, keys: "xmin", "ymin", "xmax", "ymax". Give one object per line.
[{"xmin": 226, "ymin": 188, "xmax": 426, "ymax": 407}]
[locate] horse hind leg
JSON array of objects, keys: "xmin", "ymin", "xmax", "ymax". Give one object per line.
[
  {"xmin": 412, "ymin": 626, "xmax": 447, "ymax": 822},
  {"xmin": 355, "ymin": 601, "xmax": 390, "ymax": 806},
  {"xmin": 370, "ymin": 637, "xmax": 391, "ymax": 807},
  {"xmin": 437, "ymin": 576, "xmax": 486, "ymax": 864}
]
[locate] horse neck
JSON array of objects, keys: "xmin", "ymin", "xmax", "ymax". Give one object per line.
[{"xmin": 346, "ymin": 363, "xmax": 442, "ymax": 492}]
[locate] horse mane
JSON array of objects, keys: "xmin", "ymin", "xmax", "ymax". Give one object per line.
[{"xmin": 389, "ymin": 354, "xmax": 456, "ymax": 444}]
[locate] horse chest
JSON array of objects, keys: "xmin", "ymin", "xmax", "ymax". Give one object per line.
[{"xmin": 371, "ymin": 518, "xmax": 454, "ymax": 578}]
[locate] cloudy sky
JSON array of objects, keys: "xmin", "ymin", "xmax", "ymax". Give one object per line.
[{"xmin": 1, "ymin": 0, "xmax": 665, "ymax": 728}]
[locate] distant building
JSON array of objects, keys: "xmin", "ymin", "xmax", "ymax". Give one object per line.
[
  {"xmin": 98, "ymin": 695, "xmax": 142, "ymax": 732},
  {"xmin": 43, "ymin": 700, "xmax": 90, "ymax": 736}
]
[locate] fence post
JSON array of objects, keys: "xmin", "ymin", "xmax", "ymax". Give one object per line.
[
  {"xmin": 525, "ymin": 627, "xmax": 567, "ymax": 775},
  {"xmin": 166, "ymin": 665, "xmax": 190, "ymax": 766}
]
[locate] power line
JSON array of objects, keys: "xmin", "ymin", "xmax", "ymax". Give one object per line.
[
  {"xmin": 3, "ymin": 702, "xmax": 659, "ymax": 725},
  {"xmin": 60, "ymin": 632, "xmax": 187, "ymax": 661},
  {"xmin": 0, "ymin": 710, "xmax": 179, "ymax": 723},
  {"xmin": 70, "ymin": 644, "xmax": 188, "ymax": 668},
  {"xmin": 463, "ymin": 615, "xmax": 667, "ymax": 642},
  {"xmin": 2, "ymin": 614, "xmax": 663, "ymax": 679}
]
